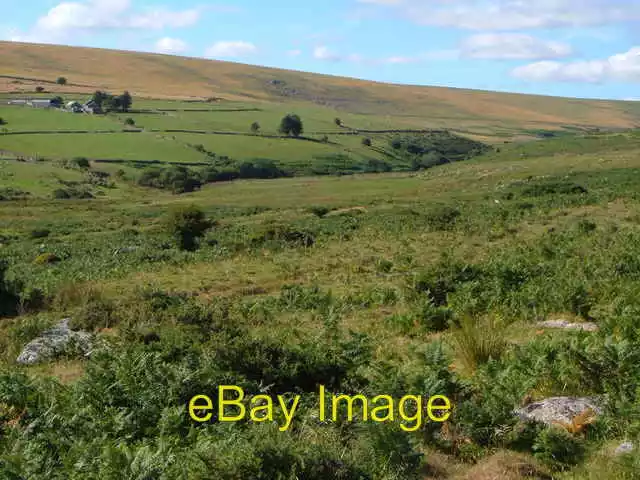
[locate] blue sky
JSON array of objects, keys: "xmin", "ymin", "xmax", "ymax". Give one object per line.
[{"xmin": 2, "ymin": 0, "xmax": 640, "ymax": 100}]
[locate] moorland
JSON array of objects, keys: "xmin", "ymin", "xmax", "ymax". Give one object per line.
[{"xmin": 2, "ymin": 41, "xmax": 640, "ymax": 479}]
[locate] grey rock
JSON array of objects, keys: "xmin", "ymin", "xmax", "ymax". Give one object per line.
[
  {"xmin": 537, "ymin": 319, "xmax": 599, "ymax": 332},
  {"xmin": 615, "ymin": 442, "xmax": 634, "ymax": 456},
  {"xmin": 16, "ymin": 318, "xmax": 94, "ymax": 365},
  {"xmin": 515, "ymin": 396, "xmax": 603, "ymax": 426}
]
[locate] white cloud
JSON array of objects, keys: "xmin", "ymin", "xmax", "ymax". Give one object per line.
[
  {"xmin": 313, "ymin": 45, "xmax": 342, "ymax": 61},
  {"xmin": 287, "ymin": 49, "xmax": 302, "ymax": 57},
  {"xmin": 385, "ymin": 56, "xmax": 415, "ymax": 64},
  {"xmin": 9, "ymin": 0, "xmax": 200, "ymax": 44},
  {"xmin": 206, "ymin": 41, "xmax": 257, "ymax": 58},
  {"xmin": 357, "ymin": 0, "xmax": 640, "ymax": 31},
  {"xmin": 460, "ymin": 33, "xmax": 573, "ymax": 60},
  {"xmin": 155, "ymin": 37, "xmax": 188, "ymax": 54},
  {"xmin": 512, "ymin": 46, "xmax": 640, "ymax": 83}
]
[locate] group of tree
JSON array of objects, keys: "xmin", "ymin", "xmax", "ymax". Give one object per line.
[
  {"xmin": 247, "ymin": 115, "xmax": 304, "ymax": 137},
  {"xmin": 138, "ymin": 160, "xmax": 289, "ymax": 194},
  {"xmin": 91, "ymin": 90, "xmax": 133, "ymax": 113}
]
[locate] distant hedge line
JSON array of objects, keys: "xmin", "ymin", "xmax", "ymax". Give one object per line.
[{"xmin": 138, "ymin": 159, "xmax": 290, "ymax": 193}]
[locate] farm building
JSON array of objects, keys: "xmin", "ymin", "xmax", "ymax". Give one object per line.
[
  {"xmin": 28, "ymin": 99, "xmax": 55, "ymax": 109},
  {"xmin": 63, "ymin": 100, "xmax": 102, "ymax": 114}
]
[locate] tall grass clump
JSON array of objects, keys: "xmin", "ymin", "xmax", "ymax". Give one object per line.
[{"xmin": 450, "ymin": 315, "xmax": 508, "ymax": 373}]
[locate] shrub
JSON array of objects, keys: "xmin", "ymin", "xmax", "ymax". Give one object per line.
[
  {"xmin": 424, "ymin": 205, "xmax": 461, "ymax": 230},
  {"xmin": 415, "ymin": 300, "xmax": 453, "ymax": 332},
  {"xmin": 56, "ymin": 77, "xmax": 68, "ymax": 85},
  {"xmin": 308, "ymin": 206, "xmax": 331, "ymax": 218},
  {"xmin": 577, "ymin": 219, "xmax": 597, "ymax": 233},
  {"xmin": 250, "ymin": 224, "xmax": 315, "ymax": 248},
  {"xmin": 165, "ymin": 205, "xmax": 213, "ymax": 251},
  {"xmin": 0, "ymin": 261, "xmax": 21, "ymax": 316},
  {"xmin": 361, "ymin": 158, "xmax": 391, "ymax": 173},
  {"xmin": 70, "ymin": 296, "xmax": 117, "ymax": 331},
  {"xmin": 52, "ymin": 187, "xmax": 94, "ymax": 199},
  {"xmin": 250, "ymin": 121, "xmax": 260, "ymax": 134},
  {"xmin": 35, "ymin": 86, "xmax": 45, "ymax": 93},
  {"xmin": 335, "ymin": 118, "xmax": 342, "ymax": 126},
  {"xmin": 124, "ymin": 117, "xmax": 135, "ymax": 126},
  {"xmin": 138, "ymin": 166, "xmax": 203, "ymax": 194},
  {"xmin": 29, "ymin": 229, "xmax": 51, "ymax": 239},
  {"xmin": 71, "ymin": 157, "xmax": 90, "ymax": 169},
  {"xmin": 0, "ymin": 187, "xmax": 30, "ymax": 201},
  {"xmin": 0, "ymin": 118, "xmax": 6, "ymax": 125},
  {"xmin": 237, "ymin": 159, "xmax": 287, "ymax": 179},
  {"xmin": 199, "ymin": 167, "xmax": 239, "ymax": 183},
  {"xmin": 533, "ymin": 427, "xmax": 585, "ymax": 471},
  {"xmin": 362, "ymin": 137, "xmax": 372, "ymax": 147}
]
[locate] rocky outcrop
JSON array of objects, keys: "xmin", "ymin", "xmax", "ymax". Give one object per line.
[
  {"xmin": 515, "ymin": 396, "xmax": 603, "ymax": 426},
  {"xmin": 16, "ymin": 318, "xmax": 94, "ymax": 365},
  {"xmin": 536, "ymin": 319, "xmax": 599, "ymax": 332}
]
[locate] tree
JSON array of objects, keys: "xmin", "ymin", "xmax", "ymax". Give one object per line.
[
  {"xmin": 124, "ymin": 117, "xmax": 135, "ymax": 126},
  {"xmin": 56, "ymin": 77, "xmax": 68, "ymax": 85},
  {"xmin": 72, "ymin": 157, "xmax": 90, "ymax": 169},
  {"xmin": 120, "ymin": 91, "xmax": 132, "ymax": 113},
  {"xmin": 92, "ymin": 91, "xmax": 109, "ymax": 109},
  {"xmin": 165, "ymin": 205, "xmax": 212, "ymax": 251},
  {"xmin": 35, "ymin": 86, "xmax": 45, "ymax": 93},
  {"xmin": 250, "ymin": 121, "xmax": 261, "ymax": 134},
  {"xmin": 279, "ymin": 114, "xmax": 303, "ymax": 137},
  {"xmin": 104, "ymin": 95, "xmax": 122, "ymax": 113},
  {"xmin": 335, "ymin": 118, "xmax": 342, "ymax": 127},
  {"xmin": 51, "ymin": 96, "xmax": 64, "ymax": 107},
  {"xmin": 362, "ymin": 137, "xmax": 372, "ymax": 147},
  {"xmin": 0, "ymin": 118, "xmax": 6, "ymax": 126}
]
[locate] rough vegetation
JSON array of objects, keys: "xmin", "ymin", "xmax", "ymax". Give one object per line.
[{"xmin": 2, "ymin": 52, "xmax": 640, "ymax": 478}]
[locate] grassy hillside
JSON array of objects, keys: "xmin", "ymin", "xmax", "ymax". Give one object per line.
[
  {"xmin": 4, "ymin": 41, "xmax": 640, "ymax": 479},
  {"xmin": 3, "ymin": 41, "xmax": 640, "ymax": 135},
  {"xmin": 2, "ymin": 131, "xmax": 640, "ymax": 478}
]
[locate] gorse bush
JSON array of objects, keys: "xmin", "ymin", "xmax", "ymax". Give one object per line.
[
  {"xmin": 165, "ymin": 204, "xmax": 213, "ymax": 251},
  {"xmin": 533, "ymin": 427, "xmax": 585, "ymax": 471},
  {"xmin": 52, "ymin": 187, "xmax": 94, "ymax": 199}
]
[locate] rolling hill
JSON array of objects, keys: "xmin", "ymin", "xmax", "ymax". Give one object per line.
[{"xmin": 3, "ymin": 40, "xmax": 640, "ymax": 136}]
